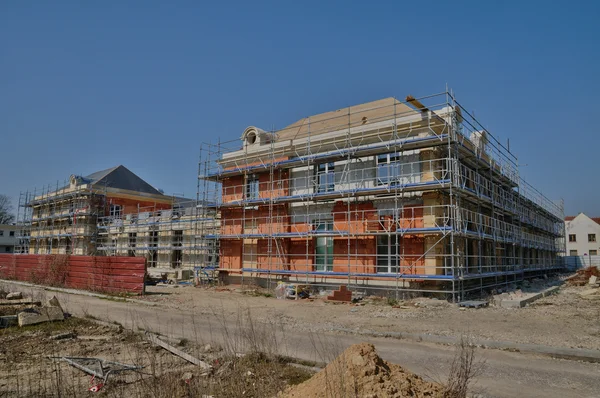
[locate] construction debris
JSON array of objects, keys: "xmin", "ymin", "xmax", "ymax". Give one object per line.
[
  {"xmin": 280, "ymin": 343, "xmax": 444, "ymax": 397},
  {"xmin": 566, "ymin": 267, "xmax": 600, "ymax": 286},
  {"xmin": 145, "ymin": 332, "xmax": 212, "ymax": 370},
  {"xmin": 6, "ymin": 292, "xmax": 23, "ymax": 300},
  {"xmin": 16, "ymin": 296, "xmax": 65, "ymax": 327},
  {"xmin": 0, "ymin": 315, "xmax": 17, "ymax": 328},
  {"xmin": 50, "ymin": 356, "xmax": 144, "ymax": 384},
  {"xmin": 458, "ymin": 300, "xmax": 488, "ymax": 308},
  {"xmin": 327, "ymin": 285, "xmax": 352, "ymax": 302}
]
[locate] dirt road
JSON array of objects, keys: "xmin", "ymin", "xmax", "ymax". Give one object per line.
[{"xmin": 3, "ymin": 281, "xmax": 599, "ymax": 398}]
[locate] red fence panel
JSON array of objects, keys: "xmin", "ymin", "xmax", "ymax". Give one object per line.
[{"xmin": 0, "ymin": 254, "xmax": 146, "ymax": 295}]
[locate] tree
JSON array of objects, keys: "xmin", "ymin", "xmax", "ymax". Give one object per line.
[{"xmin": 0, "ymin": 195, "xmax": 15, "ymax": 224}]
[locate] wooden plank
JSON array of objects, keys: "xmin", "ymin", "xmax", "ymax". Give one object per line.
[{"xmin": 145, "ymin": 333, "xmax": 211, "ymax": 370}]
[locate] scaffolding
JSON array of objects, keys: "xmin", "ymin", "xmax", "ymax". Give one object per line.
[
  {"xmin": 16, "ymin": 178, "xmax": 220, "ymax": 273},
  {"xmin": 197, "ymin": 90, "xmax": 565, "ymax": 300},
  {"xmin": 15, "ymin": 178, "xmax": 106, "ymax": 255}
]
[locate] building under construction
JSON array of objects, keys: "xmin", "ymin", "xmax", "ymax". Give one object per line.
[
  {"xmin": 15, "ymin": 165, "xmax": 219, "ymax": 273},
  {"xmin": 197, "ymin": 90, "xmax": 565, "ymax": 300}
]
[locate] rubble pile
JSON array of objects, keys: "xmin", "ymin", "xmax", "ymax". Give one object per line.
[
  {"xmin": 280, "ymin": 343, "xmax": 444, "ymax": 398},
  {"xmin": 566, "ymin": 267, "xmax": 600, "ymax": 286}
]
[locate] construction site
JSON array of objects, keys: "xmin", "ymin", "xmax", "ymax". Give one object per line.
[
  {"xmin": 12, "ymin": 90, "xmax": 565, "ymax": 300},
  {"xmin": 197, "ymin": 90, "xmax": 565, "ymax": 301}
]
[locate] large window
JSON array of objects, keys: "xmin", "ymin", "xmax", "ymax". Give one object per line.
[
  {"xmin": 315, "ymin": 163, "xmax": 335, "ymax": 193},
  {"xmin": 246, "ymin": 175, "xmax": 259, "ymax": 200},
  {"xmin": 568, "ymin": 234, "xmax": 576, "ymax": 242},
  {"xmin": 590, "ymin": 250, "xmax": 598, "ymax": 256},
  {"xmin": 376, "ymin": 153, "xmax": 418, "ymax": 186}
]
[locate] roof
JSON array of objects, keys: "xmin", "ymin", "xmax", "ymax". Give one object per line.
[
  {"xmin": 86, "ymin": 165, "xmax": 164, "ymax": 196},
  {"xmin": 275, "ymin": 97, "xmax": 418, "ymax": 141},
  {"xmin": 565, "ymin": 214, "xmax": 600, "ymax": 225}
]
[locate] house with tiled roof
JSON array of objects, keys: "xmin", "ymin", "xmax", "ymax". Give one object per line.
[{"xmin": 564, "ymin": 213, "xmax": 600, "ymax": 257}]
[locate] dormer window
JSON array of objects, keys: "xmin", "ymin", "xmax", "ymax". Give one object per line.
[{"xmin": 247, "ymin": 132, "xmax": 257, "ymax": 145}]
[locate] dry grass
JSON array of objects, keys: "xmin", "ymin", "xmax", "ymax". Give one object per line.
[{"xmin": 442, "ymin": 336, "xmax": 486, "ymax": 398}]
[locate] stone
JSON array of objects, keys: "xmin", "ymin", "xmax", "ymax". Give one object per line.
[
  {"xmin": 181, "ymin": 372, "xmax": 194, "ymax": 382},
  {"xmin": 47, "ymin": 296, "xmax": 63, "ymax": 312},
  {"xmin": 6, "ymin": 292, "xmax": 22, "ymax": 300},
  {"xmin": 589, "ymin": 275, "xmax": 598, "ymax": 285},
  {"xmin": 17, "ymin": 306, "xmax": 64, "ymax": 327},
  {"xmin": 203, "ymin": 344, "xmax": 213, "ymax": 353}
]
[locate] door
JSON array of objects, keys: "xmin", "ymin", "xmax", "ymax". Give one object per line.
[
  {"xmin": 377, "ymin": 235, "xmax": 399, "ymax": 273},
  {"xmin": 315, "ymin": 221, "xmax": 333, "ymax": 271}
]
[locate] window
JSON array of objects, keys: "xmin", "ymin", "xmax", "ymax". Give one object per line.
[
  {"xmin": 246, "ymin": 175, "xmax": 259, "ymax": 200},
  {"xmin": 9, "ymin": 231, "xmax": 15, "ymax": 237},
  {"xmin": 315, "ymin": 163, "xmax": 335, "ymax": 193},
  {"xmin": 314, "ymin": 221, "xmax": 334, "ymax": 271},
  {"xmin": 5, "ymin": 247, "xmax": 10, "ymax": 253},
  {"xmin": 590, "ymin": 250, "xmax": 598, "ymax": 256},
  {"xmin": 569, "ymin": 250, "xmax": 578, "ymax": 256},
  {"xmin": 109, "ymin": 204, "xmax": 122, "ymax": 218},
  {"xmin": 568, "ymin": 234, "xmax": 576, "ymax": 242},
  {"xmin": 244, "ymin": 218, "xmax": 258, "ymax": 234},
  {"xmin": 589, "ymin": 234, "xmax": 596, "ymax": 242},
  {"xmin": 0, "ymin": 231, "xmax": 3, "ymax": 236},
  {"xmin": 376, "ymin": 153, "xmax": 419, "ymax": 186}
]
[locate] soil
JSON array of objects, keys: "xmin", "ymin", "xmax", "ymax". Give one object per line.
[
  {"xmin": 140, "ymin": 277, "xmax": 600, "ymax": 351},
  {"xmin": 281, "ymin": 342, "xmax": 444, "ymax": 398}
]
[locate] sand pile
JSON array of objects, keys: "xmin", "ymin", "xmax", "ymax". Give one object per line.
[{"xmin": 281, "ymin": 343, "xmax": 444, "ymax": 398}]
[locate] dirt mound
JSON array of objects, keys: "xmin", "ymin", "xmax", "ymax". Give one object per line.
[
  {"xmin": 566, "ymin": 267, "xmax": 600, "ymax": 286},
  {"xmin": 280, "ymin": 343, "xmax": 444, "ymax": 398}
]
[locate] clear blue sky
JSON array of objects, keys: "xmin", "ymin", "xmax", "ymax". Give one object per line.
[{"xmin": 1, "ymin": 1, "xmax": 598, "ymax": 216}]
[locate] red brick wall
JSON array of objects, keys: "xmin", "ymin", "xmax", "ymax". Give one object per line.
[{"xmin": 0, "ymin": 254, "xmax": 146, "ymax": 294}]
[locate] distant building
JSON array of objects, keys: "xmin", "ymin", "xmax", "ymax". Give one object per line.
[
  {"xmin": 16, "ymin": 165, "xmax": 219, "ymax": 272},
  {"xmin": 564, "ymin": 213, "xmax": 600, "ymax": 256},
  {"xmin": 0, "ymin": 224, "xmax": 17, "ymax": 253}
]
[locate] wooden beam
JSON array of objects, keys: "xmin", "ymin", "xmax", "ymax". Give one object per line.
[
  {"xmin": 405, "ymin": 95, "xmax": 428, "ymax": 112},
  {"xmin": 146, "ymin": 332, "xmax": 212, "ymax": 370}
]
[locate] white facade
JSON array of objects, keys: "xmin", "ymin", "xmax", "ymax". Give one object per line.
[
  {"xmin": 0, "ymin": 224, "xmax": 17, "ymax": 253},
  {"xmin": 564, "ymin": 213, "xmax": 600, "ymax": 256}
]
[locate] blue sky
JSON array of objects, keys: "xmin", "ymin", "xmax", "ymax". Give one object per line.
[{"xmin": 1, "ymin": 1, "xmax": 598, "ymax": 216}]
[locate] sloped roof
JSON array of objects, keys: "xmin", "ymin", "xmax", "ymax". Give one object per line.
[
  {"xmin": 565, "ymin": 214, "xmax": 600, "ymax": 225},
  {"xmin": 86, "ymin": 165, "xmax": 164, "ymax": 196},
  {"xmin": 275, "ymin": 97, "xmax": 418, "ymax": 141}
]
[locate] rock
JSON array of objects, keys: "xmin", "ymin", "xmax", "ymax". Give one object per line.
[
  {"xmin": 47, "ymin": 296, "xmax": 63, "ymax": 312},
  {"xmin": 589, "ymin": 275, "xmax": 598, "ymax": 285},
  {"xmin": 203, "ymin": 344, "xmax": 213, "ymax": 353},
  {"xmin": 51, "ymin": 332, "xmax": 75, "ymax": 340},
  {"xmin": 181, "ymin": 372, "xmax": 194, "ymax": 382},
  {"xmin": 17, "ymin": 306, "xmax": 64, "ymax": 327},
  {"xmin": 6, "ymin": 292, "xmax": 23, "ymax": 300}
]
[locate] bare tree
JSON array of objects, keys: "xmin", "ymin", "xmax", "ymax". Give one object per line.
[{"xmin": 0, "ymin": 195, "xmax": 15, "ymax": 224}]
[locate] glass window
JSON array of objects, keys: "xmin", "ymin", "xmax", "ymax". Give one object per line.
[
  {"xmin": 315, "ymin": 163, "xmax": 335, "ymax": 193},
  {"xmin": 109, "ymin": 204, "xmax": 122, "ymax": 218},
  {"xmin": 590, "ymin": 250, "xmax": 597, "ymax": 256},
  {"xmin": 569, "ymin": 250, "xmax": 577, "ymax": 256},
  {"xmin": 9, "ymin": 231, "xmax": 15, "ymax": 236},
  {"xmin": 314, "ymin": 221, "xmax": 333, "ymax": 271},
  {"xmin": 568, "ymin": 234, "xmax": 576, "ymax": 242},
  {"xmin": 588, "ymin": 234, "xmax": 596, "ymax": 242},
  {"xmin": 246, "ymin": 175, "xmax": 259, "ymax": 200}
]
